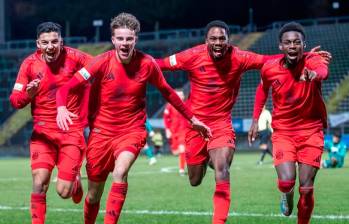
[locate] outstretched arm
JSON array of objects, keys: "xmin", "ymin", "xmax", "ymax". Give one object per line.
[{"xmin": 248, "ymin": 81, "xmax": 269, "ymax": 145}]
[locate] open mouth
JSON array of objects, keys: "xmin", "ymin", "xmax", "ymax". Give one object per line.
[
  {"xmin": 120, "ymin": 47, "xmax": 130, "ymax": 56},
  {"xmin": 44, "ymin": 51, "xmax": 56, "ymax": 61},
  {"xmin": 287, "ymin": 51, "xmax": 298, "ymax": 59}
]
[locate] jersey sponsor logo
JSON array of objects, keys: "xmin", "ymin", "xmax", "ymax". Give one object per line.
[
  {"xmin": 78, "ymin": 68, "xmax": 91, "ymax": 80},
  {"xmin": 169, "ymin": 55, "xmax": 177, "ymax": 67},
  {"xmin": 13, "ymin": 83, "xmax": 24, "ymax": 91}
]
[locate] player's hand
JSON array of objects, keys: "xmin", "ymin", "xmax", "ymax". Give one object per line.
[
  {"xmin": 190, "ymin": 116, "xmax": 212, "ymax": 140},
  {"xmin": 56, "ymin": 106, "xmax": 78, "ymax": 131},
  {"xmin": 248, "ymin": 119, "xmax": 259, "ymax": 146},
  {"xmin": 165, "ymin": 129, "xmax": 172, "ymax": 139},
  {"xmin": 26, "ymin": 79, "xmax": 41, "ymax": 99},
  {"xmin": 300, "ymin": 68, "xmax": 318, "ymax": 82},
  {"xmin": 310, "ymin": 45, "xmax": 332, "ymax": 65}
]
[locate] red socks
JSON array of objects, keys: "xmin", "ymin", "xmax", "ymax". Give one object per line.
[
  {"xmin": 278, "ymin": 179, "xmax": 295, "ymax": 193},
  {"xmin": 104, "ymin": 182, "xmax": 128, "ymax": 224},
  {"xmin": 297, "ymin": 186, "xmax": 314, "ymax": 224},
  {"xmin": 84, "ymin": 197, "xmax": 100, "ymax": 224},
  {"xmin": 179, "ymin": 153, "xmax": 186, "ymax": 170},
  {"xmin": 212, "ymin": 181, "xmax": 230, "ymax": 224},
  {"xmin": 30, "ymin": 193, "xmax": 46, "ymax": 224}
]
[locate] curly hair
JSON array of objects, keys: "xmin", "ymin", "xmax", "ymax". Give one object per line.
[{"xmin": 110, "ymin": 12, "xmax": 140, "ymax": 35}]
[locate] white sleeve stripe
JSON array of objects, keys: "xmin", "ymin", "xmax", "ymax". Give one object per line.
[
  {"xmin": 169, "ymin": 55, "xmax": 177, "ymax": 67},
  {"xmin": 78, "ymin": 68, "xmax": 91, "ymax": 80},
  {"xmin": 13, "ymin": 83, "xmax": 24, "ymax": 91}
]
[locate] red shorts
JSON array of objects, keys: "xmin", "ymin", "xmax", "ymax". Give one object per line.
[
  {"xmin": 86, "ymin": 129, "xmax": 146, "ymax": 182},
  {"xmin": 185, "ymin": 121, "xmax": 235, "ymax": 165},
  {"xmin": 272, "ymin": 130, "xmax": 324, "ymax": 168},
  {"xmin": 30, "ymin": 125, "xmax": 86, "ymax": 181}
]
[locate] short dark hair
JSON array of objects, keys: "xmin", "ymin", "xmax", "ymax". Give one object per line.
[
  {"xmin": 278, "ymin": 22, "xmax": 305, "ymax": 42},
  {"xmin": 110, "ymin": 12, "xmax": 140, "ymax": 35},
  {"xmin": 333, "ymin": 130, "xmax": 342, "ymax": 139},
  {"xmin": 36, "ymin": 22, "xmax": 62, "ymax": 38},
  {"xmin": 205, "ymin": 20, "xmax": 230, "ymax": 37}
]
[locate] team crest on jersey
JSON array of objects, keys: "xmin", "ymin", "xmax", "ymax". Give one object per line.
[
  {"xmin": 272, "ymin": 79, "xmax": 281, "ymax": 88},
  {"xmin": 199, "ymin": 66, "xmax": 206, "ymax": 72},
  {"xmin": 275, "ymin": 151, "xmax": 283, "ymax": 160}
]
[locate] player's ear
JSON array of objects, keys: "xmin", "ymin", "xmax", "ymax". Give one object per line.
[
  {"xmin": 278, "ymin": 43, "xmax": 283, "ymax": 51},
  {"xmin": 303, "ymin": 41, "xmax": 306, "ymax": 49}
]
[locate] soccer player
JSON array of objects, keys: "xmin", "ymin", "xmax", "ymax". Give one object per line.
[
  {"xmin": 9, "ymin": 22, "xmax": 91, "ymax": 224},
  {"xmin": 163, "ymin": 88, "xmax": 188, "ymax": 175},
  {"xmin": 322, "ymin": 131, "xmax": 347, "ymax": 168},
  {"xmin": 256, "ymin": 106, "xmax": 273, "ymax": 165},
  {"xmin": 55, "ymin": 13, "xmax": 211, "ymax": 224},
  {"xmin": 156, "ymin": 20, "xmax": 331, "ymax": 224},
  {"xmin": 248, "ymin": 22, "xmax": 329, "ymax": 224}
]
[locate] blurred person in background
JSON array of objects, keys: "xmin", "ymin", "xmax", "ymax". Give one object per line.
[
  {"xmin": 256, "ymin": 106, "xmax": 273, "ymax": 165},
  {"xmin": 322, "ymin": 131, "xmax": 347, "ymax": 168}
]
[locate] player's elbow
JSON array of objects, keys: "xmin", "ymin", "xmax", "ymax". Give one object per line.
[{"xmin": 9, "ymin": 95, "xmax": 26, "ymax": 109}]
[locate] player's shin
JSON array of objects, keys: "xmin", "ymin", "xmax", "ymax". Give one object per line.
[
  {"xmin": 84, "ymin": 197, "xmax": 100, "ymax": 224},
  {"xmin": 297, "ymin": 186, "xmax": 314, "ymax": 224},
  {"xmin": 212, "ymin": 181, "xmax": 230, "ymax": 224},
  {"xmin": 104, "ymin": 182, "xmax": 128, "ymax": 224},
  {"xmin": 30, "ymin": 193, "xmax": 46, "ymax": 224},
  {"xmin": 278, "ymin": 179, "xmax": 295, "ymax": 216}
]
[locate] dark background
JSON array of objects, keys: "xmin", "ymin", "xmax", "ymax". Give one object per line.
[{"xmin": 7, "ymin": 0, "xmax": 349, "ymax": 40}]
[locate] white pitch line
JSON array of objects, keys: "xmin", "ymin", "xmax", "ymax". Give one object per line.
[{"xmin": 0, "ymin": 205, "xmax": 348, "ymax": 220}]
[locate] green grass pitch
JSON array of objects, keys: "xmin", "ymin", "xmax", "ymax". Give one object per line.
[{"xmin": 0, "ymin": 152, "xmax": 348, "ymax": 224}]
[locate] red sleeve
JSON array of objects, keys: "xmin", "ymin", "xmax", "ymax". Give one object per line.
[
  {"xmin": 56, "ymin": 55, "xmax": 105, "ymax": 107},
  {"xmin": 262, "ymin": 54, "xmax": 283, "ymax": 63},
  {"xmin": 163, "ymin": 104, "xmax": 172, "ymax": 129},
  {"xmin": 149, "ymin": 60, "xmax": 193, "ymax": 120},
  {"xmin": 9, "ymin": 60, "xmax": 32, "ymax": 109},
  {"xmin": 156, "ymin": 48, "xmax": 194, "ymax": 71},
  {"xmin": 252, "ymin": 79, "xmax": 270, "ymax": 120},
  {"xmin": 239, "ymin": 50, "xmax": 283, "ymax": 71},
  {"xmin": 305, "ymin": 54, "xmax": 329, "ymax": 81}
]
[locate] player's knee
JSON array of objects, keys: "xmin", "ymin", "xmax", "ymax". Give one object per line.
[
  {"xmin": 277, "ymin": 179, "xmax": 295, "ymax": 193},
  {"xmin": 32, "ymin": 178, "xmax": 49, "ymax": 193},
  {"xmin": 86, "ymin": 192, "xmax": 101, "ymax": 204},
  {"xmin": 112, "ymin": 166, "xmax": 129, "ymax": 181},
  {"xmin": 56, "ymin": 185, "xmax": 72, "ymax": 199},
  {"xmin": 189, "ymin": 177, "xmax": 202, "ymax": 187},
  {"xmin": 214, "ymin": 163, "xmax": 230, "ymax": 180}
]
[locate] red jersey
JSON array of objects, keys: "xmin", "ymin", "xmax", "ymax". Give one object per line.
[
  {"xmin": 157, "ymin": 44, "xmax": 276, "ymax": 122},
  {"xmin": 163, "ymin": 103, "xmax": 188, "ymax": 134},
  {"xmin": 253, "ymin": 53, "xmax": 328, "ymax": 132},
  {"xmin": 9, "ymin": 46, "xmax": 91, "ymax": 129},
  {"xmin": 56, "ymin": 50, "xmax": 193, "ymax": 136}
]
